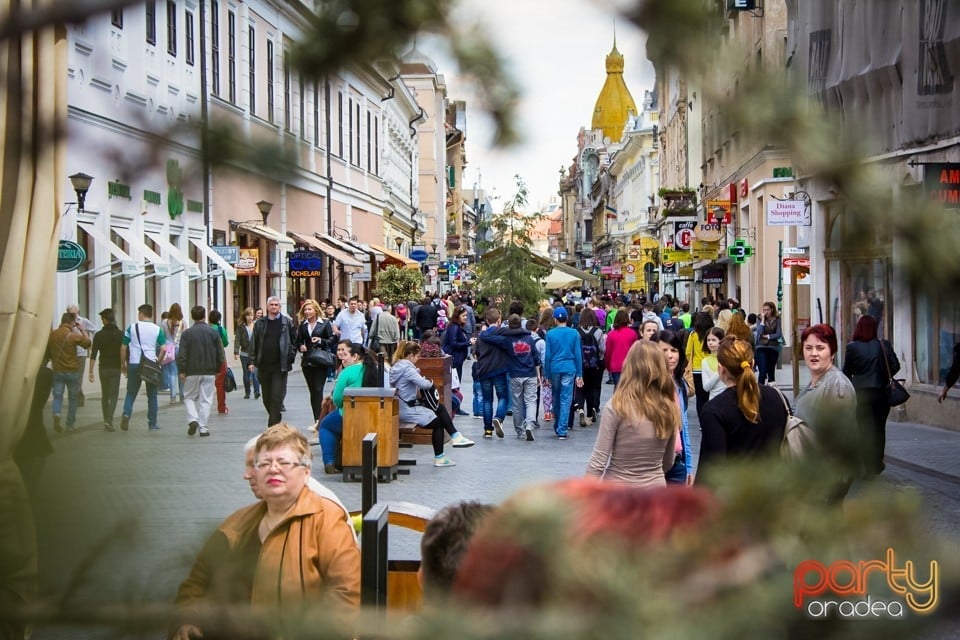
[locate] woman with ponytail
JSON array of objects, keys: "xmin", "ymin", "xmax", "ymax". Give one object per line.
[{"xmin": 696, "ymin": 336, "xmax": 788, "ymax": 484}]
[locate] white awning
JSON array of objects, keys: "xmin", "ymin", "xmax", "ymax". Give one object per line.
[
  {"xmin": 287, "ymin": 231, "xmax": 363, "ymax": 269},
  {"xmin": 188, "ymin": 237, "xmax": 238, "ymax": 280},
  {"xmin": 235, "ymin": 221, "xmax": 295, "ymax": 247},
  {"xmin": 144, "ymin": 230, "xmax": 202, "ymax": 277},
  {"xmin": 77, "ymin": 221, "xmax": 132, "ymax": 263},
  {"xmin": 112, "ymin": 226, "xmax": 171, "ymax": 276},
  {"xmin": 317, "ymin": 233, "xmax": 371, "ymax": 262}
]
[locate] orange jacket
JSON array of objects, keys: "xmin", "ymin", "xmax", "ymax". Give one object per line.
[
  {"xmin": 174, "ymin": 486, "xmax": 360, "ymax": 634},
  {"xmin": 47, "ymin": 324, "xmax": 91, "ymax": 372}
]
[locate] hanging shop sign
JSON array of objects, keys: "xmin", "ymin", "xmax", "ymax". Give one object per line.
[
  {"xmin": 702, "ymin": 268, "xmax": 725, "ymax": 285},
  {"xmin": 727, "ymin": 239, "xmax": 755, "ymax": 264},
  {"xmin": 212, "ymin": 245, "xmax": 239, "ymax": 264},
  {"xmin": 925, "ymin": 163, "xmax": 960, "ymax": 209},
  {"xmin": 57, "ymin": 240, "xmax": 86, "ymax": 272},
  {"xmin": 673, "ymin": 221, "xmax": 696, "ymax": 250},
  {"xmin": 236, "ymin": 248, "xmax": 260, "ymax": 276},
  {"xmin": 695, "ymin": 222, "xmax": 724, "ymax": 242},
  {"xmin": 288, "ymin": 251, "xmax": 323, "ymax": 277},
  {"xmin": 766, "ymin": 199, "xmax": 810, "ymax": 226},
  {"xmin": 662, "ymin": 249, "xmax": 692, "ymax": 264},
  {"xmin": 706, "ymin": 199, "xmax": 732, "ymax": 225}
]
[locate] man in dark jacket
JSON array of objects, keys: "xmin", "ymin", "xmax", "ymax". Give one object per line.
[
  {"xmin": 248, "ymin": 296, "xmax": 298, "ymax": 427},
  {"xmin": 416, "ymin": 297, "xmax": 439, "ymax": 337},
  {"xmin": 473, "ymin": 308, "xmax": 511, "ymax": 439},
  {"xmin": 89, "ymin": 308, "xmax": 124, "ymax": 431},
  {"xmin": 177, "ymin": 306, "xmax": 225, "ymax": 437},
  {"xmin": 480, "ymin": 314, "xmax": 541, "ymax": 441}
]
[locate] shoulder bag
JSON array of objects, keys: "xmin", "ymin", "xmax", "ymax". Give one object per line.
[
  {"xmin": 879, "ymin": 340, "xmax": 910, "ymax": 407},
  {"xmin": 776, "ymin": 388, "xmax": 817, "ymax": 461},
  {"xmin": 304, "ymin": 322, "xmax": 337, "ymax": 369},
  {"xmin": 417, "ymin": 384, "xmax": 442, "ymax": 412},
  {"xmin": 369, "ymin": 314, "xmax": 381, "ymax": 352},
  {"xmin": 135, "ymin": 323, "xmax": 163, "ymax": 386}
]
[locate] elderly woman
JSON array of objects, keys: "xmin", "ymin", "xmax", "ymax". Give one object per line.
[
  {"xmin": 172, "ymin": 424, "xmax": 360, "ymax": 639},
  {"xmin": 795, "ymin": 324, "xmax": 859, "ymax": 496},
  {"xmin": 390, "ymin": 341, "xmax": 473, "ymax": 467}
]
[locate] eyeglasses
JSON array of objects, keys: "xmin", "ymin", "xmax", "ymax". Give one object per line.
[{"xmin": 254, "ymin": 458, "xmax": 307, "ymax": 471}]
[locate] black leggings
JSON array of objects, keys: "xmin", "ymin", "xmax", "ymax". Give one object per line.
[
  {"xmin": 424, "ymin": 404, "xmax": 456, "ymax": 456},
  {"xmin": 302, "ymin": 365, "xmax": 328, "ymax": 422}
]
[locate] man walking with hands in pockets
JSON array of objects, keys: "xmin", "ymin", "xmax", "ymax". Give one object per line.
[{"xmin": 177, "ymin": 306, "xmax": 224, "ymax": 437}]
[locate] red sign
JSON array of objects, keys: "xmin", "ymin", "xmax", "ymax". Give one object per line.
[
  {"xmin": 740, "ymin": 178, "xmax": 749, "ymax": 199},
  {"xmin": 729, "ymin": 183, "xmax": 738, "ymax": 204},
  {"xmin": 782, "ymin": 258, "xmax": 811, "ymax": 268}
]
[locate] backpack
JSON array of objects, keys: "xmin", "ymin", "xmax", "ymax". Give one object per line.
[
  {"xmin": 579, "ymin": 327, "xmax": 601, "ymax": 371},
  {"xmin": 775, "ymin": 388, "xmax": 817, "ymax": 460}
]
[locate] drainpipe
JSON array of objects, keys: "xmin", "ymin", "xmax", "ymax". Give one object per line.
[
  {"xmin": 325, "ymin": 77, "xmax": 334, "ymax": 300},
  {"xmin": 198, "ymin": 0, "xmax": 214, "ymax": 309}
]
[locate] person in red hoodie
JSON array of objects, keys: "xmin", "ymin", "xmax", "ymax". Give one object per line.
[{"xmin": 604, "ymin": 310, "xmax": 638, "ymax": 388}]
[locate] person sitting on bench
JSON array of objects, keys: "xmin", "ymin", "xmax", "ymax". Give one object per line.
[{"xmin": 390, "ymin": 341, "xmax": 474, "ymax": 468}]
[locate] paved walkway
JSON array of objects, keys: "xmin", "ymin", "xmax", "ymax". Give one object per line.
[{"xmin": 26, "ymin": 359, "xmax": 960, "ymax": 637}]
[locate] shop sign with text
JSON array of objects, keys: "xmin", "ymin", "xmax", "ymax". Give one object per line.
[
  {"xmin": 236, "ymin": 248, "xmax": 259, "ymax": 276},
  {"xmin": 925, "ymin": 163, "xmax": 960, "ymax": 208}
]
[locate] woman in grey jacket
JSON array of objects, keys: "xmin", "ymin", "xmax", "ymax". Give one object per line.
[{"xmin": 389, "ymin": 341, "xmax": 474, "ymax": 467}]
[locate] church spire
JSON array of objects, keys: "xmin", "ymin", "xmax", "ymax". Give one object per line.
[{"xmin": 591, "ymin": 36, "xmax": 637, "ymax": 144}]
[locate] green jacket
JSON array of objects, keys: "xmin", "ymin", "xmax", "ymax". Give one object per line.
[{"xmin": 332, "ymin": 363, "xmax": 364, "ymax": 414}]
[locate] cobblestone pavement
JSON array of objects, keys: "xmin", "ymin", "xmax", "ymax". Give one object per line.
[{"xmin": 27, "ymin": 361, "xmax": 960, "ymax": 638}]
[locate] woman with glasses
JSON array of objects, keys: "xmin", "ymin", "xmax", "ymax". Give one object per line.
[{"xmin": 172, "ymin": 424, "xmax": 360, "ymax": 640}]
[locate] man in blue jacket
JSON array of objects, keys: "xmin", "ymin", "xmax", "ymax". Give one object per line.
[
  {"xmin": 480, "ymin": 314, "xmax": 541, "ymax": 442},
  {"xmin": 472, "ymin": 308, "xmax": 510, "ymax": 439},
  {"xmin": 543, "ymin": 307, "xmax": 583, "ymax": 439}
]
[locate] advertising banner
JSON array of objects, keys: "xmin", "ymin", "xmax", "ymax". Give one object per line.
[
  {"xmin": 236, "ymin": 248, "xmax": 259, "ymax": 276},
  {"xmin": 766, "ymin": 199, "xmax": 810, "ymax": 226},
  {"xmin": 288, "ymin": 251, "xmax": 323, "ymax": 277},
  {"xmin": 925, "ymin": 163, "xmax": 960, "ymax": 209}
]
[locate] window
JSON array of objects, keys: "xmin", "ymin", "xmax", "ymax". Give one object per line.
[
  {"xmin": 348, "ymin": 97, "xmax": 353, "ymax": 163},
  {"xmin": 111, "ymin": 9, "xmax": 123, "ymax": 29},
  {"xmin": 184, "ymin": 10, "xmax": 194, "ymax": 66},
  {"xmin": 283, "ymin": 51, "xmax": 291, "ymax": 131},
  {"xmin": 267, "ymin": 40, "xmax": 274, "ymax": 123},
  {"xmin": 210, "ymin": 1, "xmax": 220, "ymax": 95},
  {"xmin": 355, "ymin": 102, "xmax": 361, "ymax": 167},
  {"xmin": 313, "ymin": 80, "xmax": 320, "ymax": 147},
  {"xmin": 166, "ymin": 0, "xmax": 177, "ymax": 57},
  {"xmin": 366, "ymin": 111, "xmax": 372, "ymax": 171},
  {"xmin": 248, "ymin": 27, "xmax": 256, "ymax": 114},
  {"xmin": 146, "ymin": 0, "xmax": 156, "ymax": 45},
  {"xmin": 299, "ymin": 74, "xmax": 306, "ymax": 139},
  {"xmin": 338, "ymin": 92, "xmax": 344, "ymax": 157},
  {"xmin": 228, "ymin": 11, "xmax": 236, "ymax": 103},
  {"xmin": 374, "ymin": 116, "xmax": 379, "ymax": 174}
]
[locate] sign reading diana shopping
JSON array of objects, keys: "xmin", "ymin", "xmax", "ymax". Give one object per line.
[{"xmin": 766, "ymin": 199, "xmax": 810, "ymax": 226}]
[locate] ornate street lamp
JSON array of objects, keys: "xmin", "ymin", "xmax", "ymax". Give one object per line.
[
  {"xmin": 256, "ymin": 200, "xmax": 273, "ymax": 226},
  {"xmin": 69, "ymin": 172, "xmax": 94, "ymax": 212}
]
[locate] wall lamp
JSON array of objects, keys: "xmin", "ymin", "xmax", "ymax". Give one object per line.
[
  {"xmin": 256, "ymin": 200, "xmax": 273, "ymax": 226},
  {"xmin": 69, "ymin": 172, "xmax": 94, "ymax": 212}
]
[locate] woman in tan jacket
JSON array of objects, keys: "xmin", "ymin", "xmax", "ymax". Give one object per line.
[{"xmin": 172, "ymin": 424, "xmax": 360, "ymax": 639}]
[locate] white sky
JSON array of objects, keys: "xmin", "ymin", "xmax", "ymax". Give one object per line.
[{"xmin": 421, "ymin": 0, "xmax": 655, "ymax": 211}]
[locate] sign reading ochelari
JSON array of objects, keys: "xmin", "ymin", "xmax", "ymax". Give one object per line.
[{"xmin": 794, "ymin": 549, "xmax": 938, "ymax": 619}]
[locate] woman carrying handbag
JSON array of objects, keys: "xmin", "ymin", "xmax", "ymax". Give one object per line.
[
  {"xmin": 296, "ymin": 299, "xmax": 337, "ymax": 427},
  {"xmin": 842, "ymin": 315, "xmax": 899, "ymax": 477}
]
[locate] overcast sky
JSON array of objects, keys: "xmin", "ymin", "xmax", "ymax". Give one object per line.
[{"xmin": 422, "ymin": 0, "xmax": 656, "ymax": 211}]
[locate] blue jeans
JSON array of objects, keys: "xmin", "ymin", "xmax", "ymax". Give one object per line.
[
  {"xmin": 480, "ymin": 373, "xmax": 508, "ymax": 430},
  {"xmin": 550, "ymin": 372, "xmax": 575, "ymax": 436},
  {"xmin": 610, "ymin": 371, "xmax": 621, "ymax": 387},
  {"xmin": 319, "ymin": 410, "xmax": 343, "ymax": 465},
  {"xmin": 239, "ymin": 354, "xmax": 261, "ymax": 396},
  {"xmin": 162, "ymin": 360, "xmax": 183, "ymax": 401},
  {"xmin": 472, "ymin": 379, "xmax": 483, "ymax": 416},
  {"xmin": 122, "ymin": 363, "xmax": 159, "ymax": 428},
  {"xmin": 52, "ymin": 371, "xmax": 81, "ymax": 428}
]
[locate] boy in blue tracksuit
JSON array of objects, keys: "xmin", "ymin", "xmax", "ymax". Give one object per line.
[
  {"xmin": 543, "ymin": 307, "xmax": 583, "ymax": 439},
  {"xmin": 473, "ymin": 308, "xmax": 511, "ymax": 438},
  {"xmin": 480, "ymin": 314, "xmax": 541, "ymax": 442}
]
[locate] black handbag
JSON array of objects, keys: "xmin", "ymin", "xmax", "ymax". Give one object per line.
[
  {"xmin": 135, "ymin": 323, "xmax": 162, "ymax": 386},
  {"xmin": 879, "ymin": 340, "xmax": 910, "ymax": 407},
  {"xmin": 305, "ymin": 347, "xmax": 336, "ymax": 369},
  {"xmin": 418, "ymin": 385, "xmax": 442, "ymax": 412},
  {"xmin": 369, "ymin": 314, "xmax": 381, "ymax": 352}
]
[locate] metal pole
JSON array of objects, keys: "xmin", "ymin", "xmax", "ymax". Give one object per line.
[{"xmin": 776, "ymin": 240, "xmax": 783, "ymax": 372}]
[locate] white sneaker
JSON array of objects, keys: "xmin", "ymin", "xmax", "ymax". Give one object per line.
[
  {"xmin": 450, "ymin": 433, "xmax": 475, "ymax": 448},
  {"xmin": 434, "ymin": 456, "xmax": 456, "ymax": 467}
]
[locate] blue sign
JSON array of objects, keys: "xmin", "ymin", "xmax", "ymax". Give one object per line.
[
  {"xmin": 211, "ymin": 245, "xmax": 239, "ymax": 263},
  {"xmin": 409, "ymin": 249, "xmax": 429, "ymax": 262},
  {"xmin": 288, "ymin": 251, "xmax": 323, "ymax": 277},
  {"xmin": 57, "ymin": 240, "xmax": 86, "ymax": 272},
  {"xmin": 447, "ymin": 261, "xmax": 458, "ymax": 276}
]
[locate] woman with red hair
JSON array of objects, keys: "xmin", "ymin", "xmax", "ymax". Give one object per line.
[
  {"xmin": 842, "ymin": 315, "xmax": 899, "ymax": 476},
  {"xmin": 451, "ymin": 478, "xmax": 716, "ymax": 610}
]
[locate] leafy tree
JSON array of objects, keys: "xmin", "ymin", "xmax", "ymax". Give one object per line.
[
  {"xmin": 475, "ymin": 175, "xmax": 550, "ymax": 314},
  {"xmin": 373, "ymin": 265, "xmax": 425, "ymax": 306}
]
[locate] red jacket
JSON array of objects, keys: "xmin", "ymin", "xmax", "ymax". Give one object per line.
[{"xmin": 604, "ymin": 327, "xmax": 638, "ymax": 374}]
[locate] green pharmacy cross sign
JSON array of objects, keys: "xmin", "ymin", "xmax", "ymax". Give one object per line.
[{"xmin": 727, "ymin": 238, "xmax": 754, "ymax": 264}]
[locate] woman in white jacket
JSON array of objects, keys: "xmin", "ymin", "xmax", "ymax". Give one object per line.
[{"xmin": 389, "ymin": 341, "xmax": 474, "ymax": 467}]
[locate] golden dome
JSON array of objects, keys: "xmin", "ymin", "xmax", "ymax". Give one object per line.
[{"xmin": 591, "ymin": 41, "xmax": 637, "ymax": 143}]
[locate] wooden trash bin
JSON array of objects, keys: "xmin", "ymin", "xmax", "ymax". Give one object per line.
[{"xmin": 342, "ymin": 387, "xmax": 399, "ymax": 482}]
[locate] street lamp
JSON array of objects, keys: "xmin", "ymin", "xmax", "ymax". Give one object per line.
[
  {"xmin": 256, "ymin": 200, "xmax": 273, "ymax": 226},
  {"xmin": 69, "ymin": 172, "xmax": 94, "ymax": 212},
  {"xmin": 395, "ymin": 236, "xmax": 403, "ymax": 253}
]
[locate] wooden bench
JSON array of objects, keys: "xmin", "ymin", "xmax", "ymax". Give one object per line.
[
  {"xmin": 356, "ymin": 434, "xmax": 436, "ymax": 614},
  {"xmin": 398, "ymin": 354, "xmax": 453, "ymax": 447}
]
